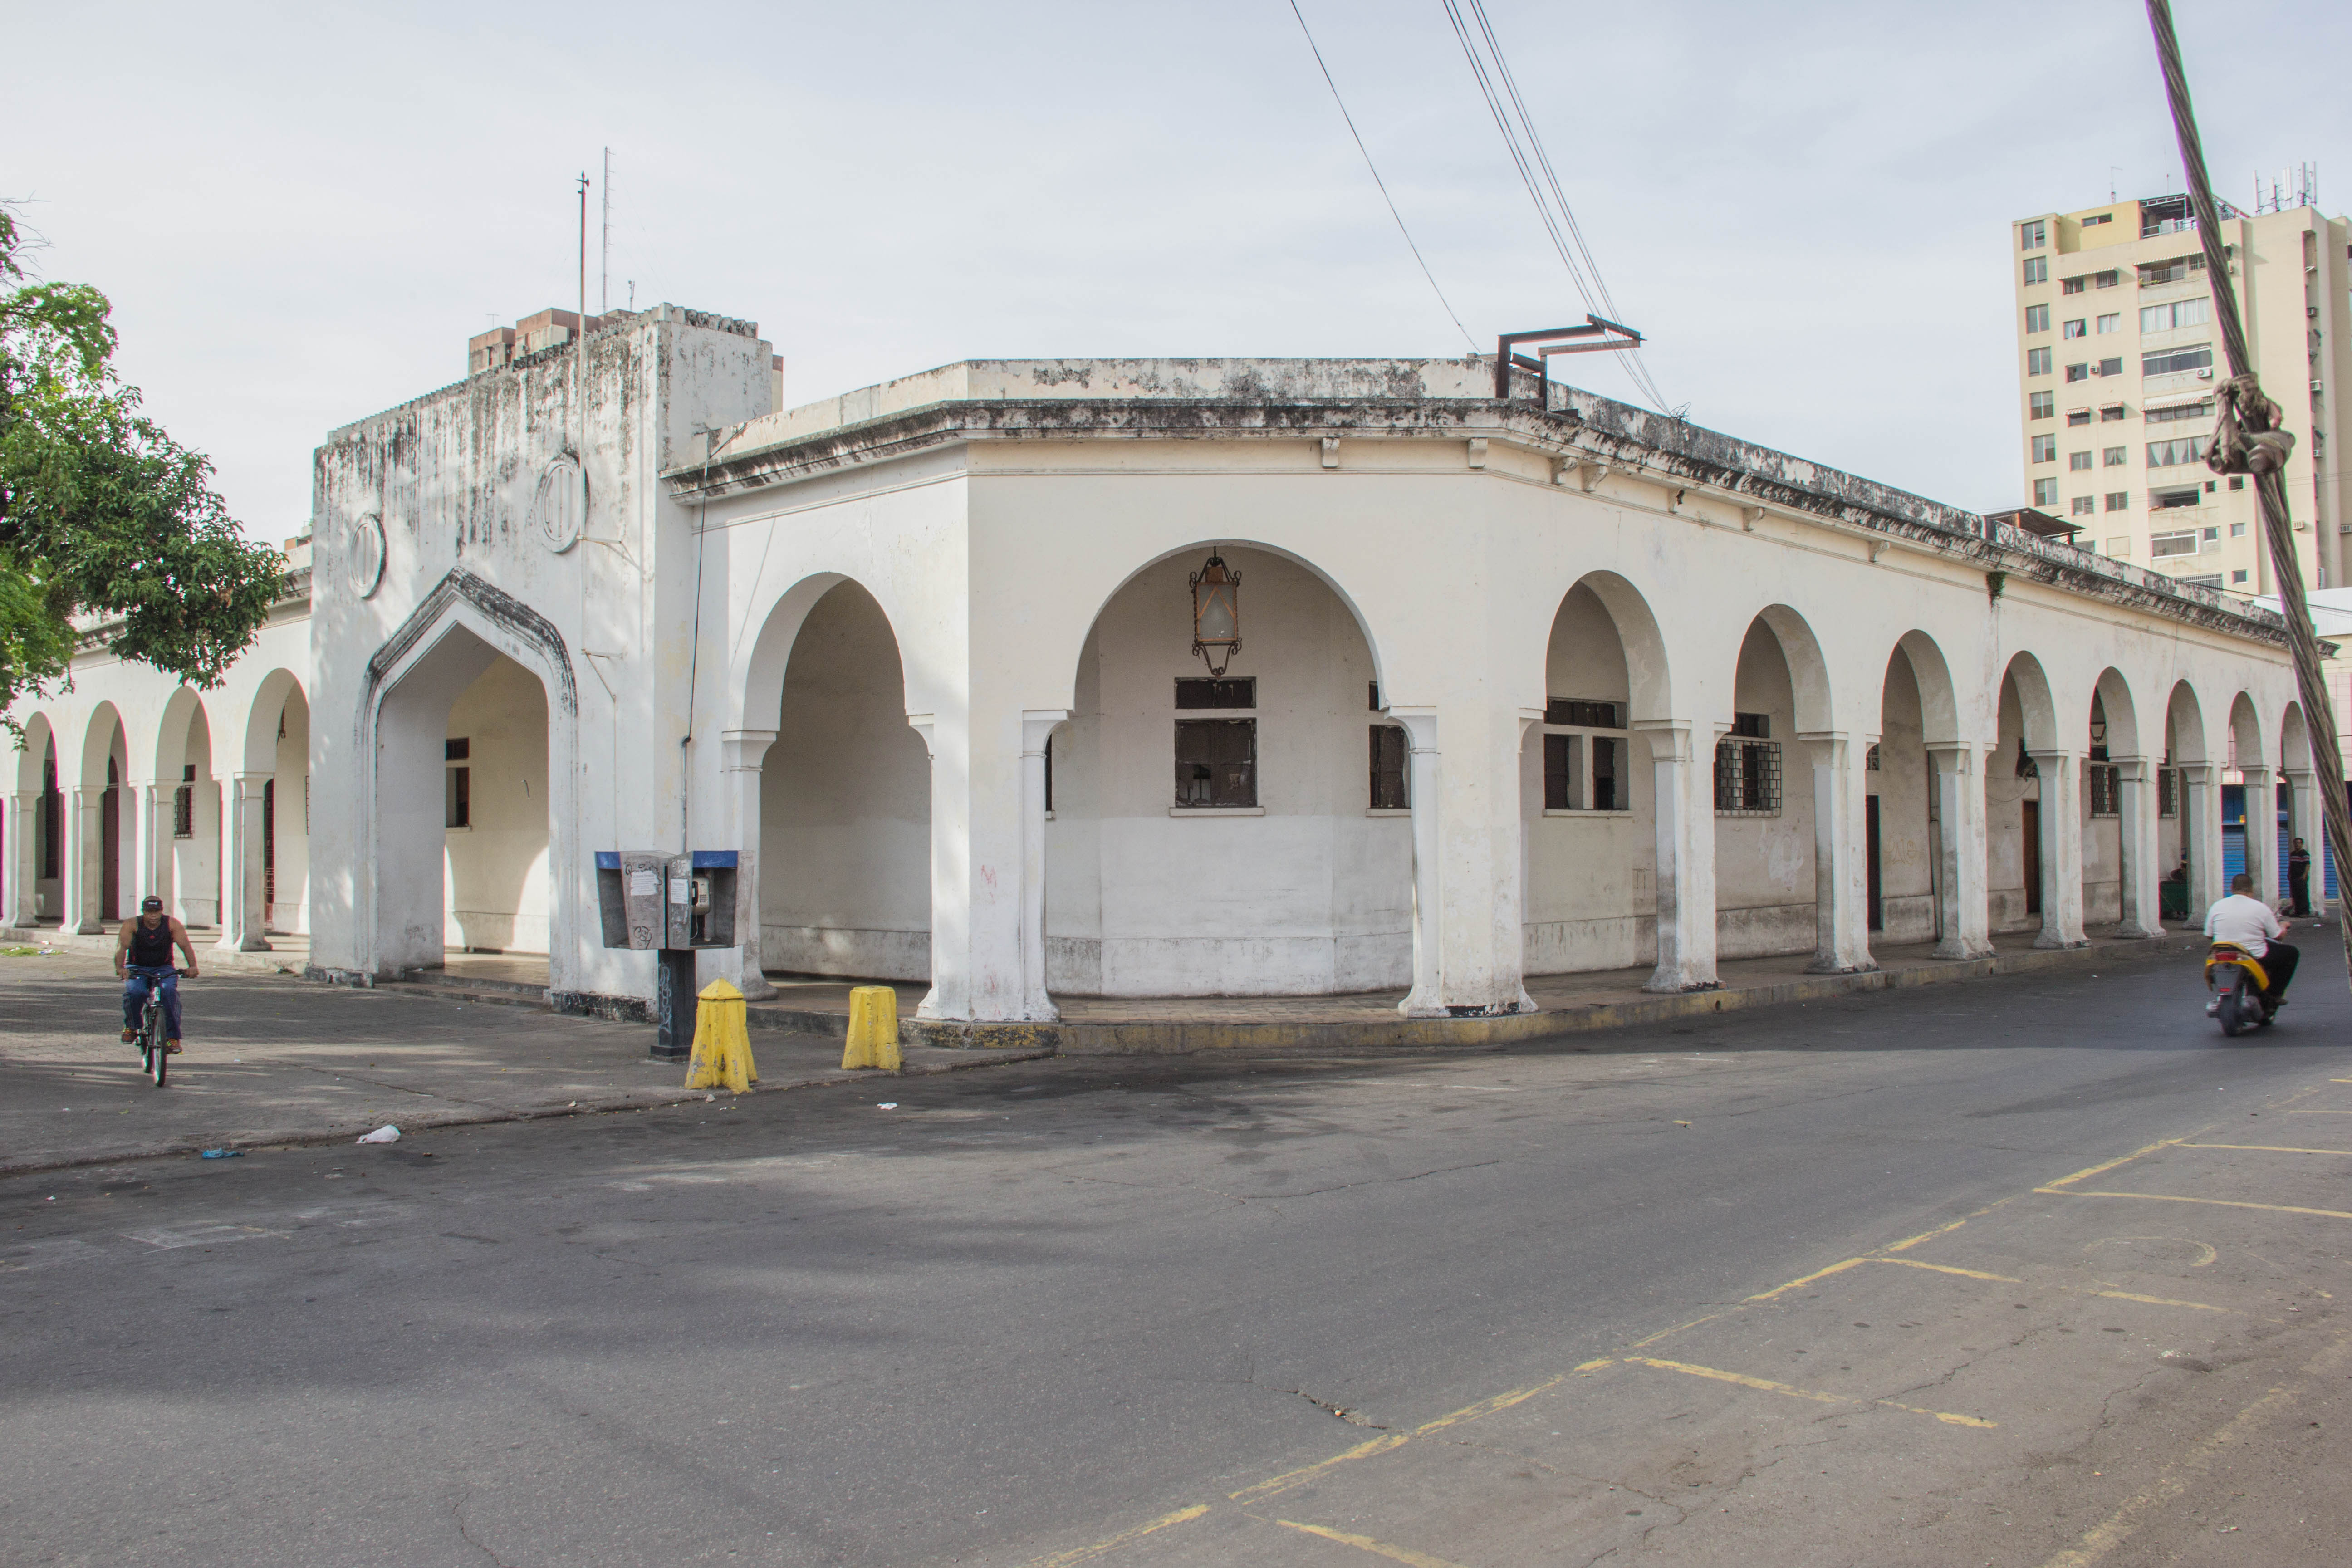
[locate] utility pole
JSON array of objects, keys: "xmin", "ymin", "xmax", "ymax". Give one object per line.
[
  {"xmin": 577, "ymin": 170, "xmax": 590, "ymax": 460},
  {"xmin": 2146, "ymin": 0, "xmax": 2352, "ymax": 986}
]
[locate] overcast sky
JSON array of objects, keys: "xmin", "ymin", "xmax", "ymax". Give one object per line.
[{"xmin": 6, "ymin": 1, "xmax": 2346, "ymax": 535}]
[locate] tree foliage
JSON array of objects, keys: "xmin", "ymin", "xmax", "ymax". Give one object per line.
[{"xmin": 0, "ymin": 203, "xmax": 286, "ymax": 733}]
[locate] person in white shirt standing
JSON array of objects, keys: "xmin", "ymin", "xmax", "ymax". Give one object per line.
[{"xmin": 2204, "ymin": 873, "xmax": 2298, "ymax": 1009}]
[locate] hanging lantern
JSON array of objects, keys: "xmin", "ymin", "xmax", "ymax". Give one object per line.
[
  {"xmin": 2088, "ymin": 696, "xmax": 2109, "ymax": 760},
  {"xmin": 1190, "ymin": 551, "xmax": 1241, "ymax": 676}
]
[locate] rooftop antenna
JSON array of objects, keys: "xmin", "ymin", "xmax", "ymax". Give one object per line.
[
  {"xmin": 576, "ymin": 169, "xmax": 589, "ymax": 456},
  {"xmin": 600, "ymin": 147, "xmax": 612, "ymax": 316},
  {"xmin": 2110, "ymin": 164, "xmax": 2122, "ymax": 202}
]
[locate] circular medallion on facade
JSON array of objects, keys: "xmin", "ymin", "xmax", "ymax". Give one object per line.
[
  {"xmin": 531, "ymin": 452, "xmax": 587, "ymax": 553},
  {"xmin": 348, "ymin": 513, "xmax": 386, "ymax": 598}
]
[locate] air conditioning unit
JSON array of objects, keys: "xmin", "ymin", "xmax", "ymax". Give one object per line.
[{"xmin": 2198, "ymin": 368, "xmax": 2215, "ymax": 379}]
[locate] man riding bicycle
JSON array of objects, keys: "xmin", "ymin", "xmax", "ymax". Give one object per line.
[{"xmin": 116, "ymin": 896, "xmax": 199, "ymax": 1053}]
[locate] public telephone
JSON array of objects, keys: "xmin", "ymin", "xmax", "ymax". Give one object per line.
[{"xmin": 595, "ymin": 850, "xmax": 739, "ymax": 950}]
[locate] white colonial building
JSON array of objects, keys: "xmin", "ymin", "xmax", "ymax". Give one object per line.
[{"xmin": 2, "ymin": 307, "xmax": 2323, "ymax": 1025}]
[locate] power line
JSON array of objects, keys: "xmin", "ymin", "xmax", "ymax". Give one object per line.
[
  {"xmin": 1285, "ymin": 0, "xmax": 1479, "ymax": 354},
  {"xmin": 1441, "ymin": 0, "xmax": 1675, "ymax": 415}
]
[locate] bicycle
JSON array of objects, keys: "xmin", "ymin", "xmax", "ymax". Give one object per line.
[{"xmin": 131, "ymin": 969, "xmax": 182, "ymax": 1086}]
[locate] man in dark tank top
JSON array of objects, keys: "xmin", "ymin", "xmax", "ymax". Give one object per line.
[{"xmin": 116, "ymin": 895, "xmax": 200, "ymax": 1052}]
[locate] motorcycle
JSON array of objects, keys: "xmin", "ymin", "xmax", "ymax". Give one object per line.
[{"xmin": 2204, "ymin": 941, "xmax": 2277, "ymax": 1037}]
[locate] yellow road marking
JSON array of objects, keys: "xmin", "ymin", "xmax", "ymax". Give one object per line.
[
  {"xmin": 2090, "ymin": 1289, "xmax": 2239, "ymax": 1314},
  {"xmin": 1229, "ymin": 1377, "xmax": 1563, "ymax": 1504},
  {"xmin": 2182, "ymin": 1142, "xmax": 2352, "ymax": 1156},
  {"xmin": 1883, "ymin": 1215, "xmax": 1973, "ymax": 1252},
  {"xmin": 1019, "ymin": 1504, "xmax": 1211, "ymax": 1568},
  {"xmin": 1747, "ymin": 1255, "xmax": 1867, "ymax": 1301},
  {"xmin": 1413, "ymin": 1377, "xmax": 1561, "ymax": 1434},
  {"xmin": 1228, "ymin": 1437, "xmax": 1406, "ymax": 1504},
  {"xmin": 1624, "ymin": 1357, "xmax": 1994, "ymax": 1428},
  {"xmin": 1627, "ymin": 1310, "xmax": 1726, "ymax": 1348},
  {"xmin": 1573, "ymin": 1357, "xmax": 1614, "ymax": 1373},
  {"xmin": 2039, "ymin": 1188, "xmax": 2352, "ymax": 1222},
  {"xmin": 2041, "ymin": 1139, "xmax": 2181, "ymax": 1191},
  {"xmin": 1270, "ymin": 1519, "xmax": 1471, "ymax": 1568},
  {"xmin": 2031, "ymin": 1339, "xmax": 2352, "ymax": 1568},
  {"xmin": 1869, "ymin": 1258, "xmax": 2023, "ymax": 1284}
]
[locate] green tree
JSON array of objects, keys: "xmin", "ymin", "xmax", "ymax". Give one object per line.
[{"xmin": 0, "ymin": 203, "xmax": 286, "ymax": 736}]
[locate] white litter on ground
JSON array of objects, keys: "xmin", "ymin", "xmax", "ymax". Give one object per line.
[{"xmin": 356, "ymin": 1125, "xmax": 402, "ymax": 1144}]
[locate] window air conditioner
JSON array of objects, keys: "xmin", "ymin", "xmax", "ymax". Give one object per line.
[{"xmin": 2197, "ymin": 368, "xmax": 2214, "ymax": 379}]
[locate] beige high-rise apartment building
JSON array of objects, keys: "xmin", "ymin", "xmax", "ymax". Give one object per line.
[{"xmin": 2011, "ymin": 192, "xmax": 2352, "ymax": 595}]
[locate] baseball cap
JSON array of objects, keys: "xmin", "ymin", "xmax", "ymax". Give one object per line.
[{"xmin": 140, "ymin": 896, "xmax": 164, "ymax": 912}]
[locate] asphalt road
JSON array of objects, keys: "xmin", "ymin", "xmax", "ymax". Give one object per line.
[{"xmin": 7, "ymin": 945, "xmax": 2352, "ymax": 1568}]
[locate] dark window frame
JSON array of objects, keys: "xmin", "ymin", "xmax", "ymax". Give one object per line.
[
  {"xmin": 1174, "ymin": 718, "xmax": 1256, "ymax": 808},
  {"xmin": 1175, "ymin": 678, "xmax": 1255, "ymax": 710},
  {"xmin": 1369, "ymin": 725, "xmax": 1408, "ymax": 810}
]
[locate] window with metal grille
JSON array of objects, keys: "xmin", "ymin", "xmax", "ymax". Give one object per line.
[
  {"xmin": 1044, "ymin": 735, "xmax": 1054, "ymax": 813},
  {"xmin": 2142, "ymin": 344, "xmax": 2212, "ymax": 377},
  {"xmin": 1369, "ymin": 725, "xmax": 1408, "ymax": 809},
  {"xmin": 40, "ymin": 756, "xmax": 60, "ymax": 877},
  {"xmin": 1866, "ymin": 744, "xmax": 1882, "ymax": 770},
  {"xmin": 1715, "ymin": 738, "xmax": 1782, "ymax": 816},
  {"xmin": 2088, "ymin": 763, "xmax": 2121, "ymax": 817},
  {"xmin": 1175, "ymin": 720, "xmax": 1255, "ymax": 808},
  {"xmin": 2158, "ymin": 767, "xmax": 2178, "ymax": 818},
  {"xmin": 1175, "ymin": 678, "xmax": 1254, "ymax": 710},
  {"xmin": 1544, "ymin": 698, "xmax": 1623, "ymax": 729},
  {"xmin": 446, "ymin": 765, "xmax": 470, "ymax": 828},
  {"xmin": 1730, "ymin": 712, "xmax": 1770, "ymax": 739},
  {"xmin": 173, "ymin": 763, "xmax": 195, "ymax": 838}
]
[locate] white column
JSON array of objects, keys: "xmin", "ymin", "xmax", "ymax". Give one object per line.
[
  {"xmin": 142, "ymin": 783, "xmax": 174, "ymax": 916},
  {"xmin": 66, "ymin": 785, "xmax": 106, "ymax": 934},
  {"xmin": 2112, "ymin": 755, "xmax": 2163, "ymax": 937},
  {"xmin": 1800, "ymin": 731, "xmax": 1875, "ymax": 974},
  {"xmin": 1394, "ymin": 709, "xmax": 1443, "ymax": 1016},
  {"xmin": 4, "ymin": 791, "xmax": 36, "ymax": 928},
  {"xmin": 2180, "ymin": 762, "xmax": 2223, "ymax": 914},
  {"xmin": 1019, "ymin": 710, "xmax": 1068, "ymax": 1022},
  {"xmin": 2028, "ymin": 749, "xmax": 2086, "ymax": 948},
  {"xmin": 1636, "ymin": 720, "xmax": 1719, "ymax": 992},
  {"xmin": 2239, "ymin": 765, "xmax": 2277, "ymax": 906},
  {"xmin": 1925, "ymin": 744, "xmax": 1994, "ymax": 959},
  {"xmin": 720, "ymin": 729, "xmax": 778, "ymax": 1000},
  {"xmin": 2287, "ymin": 767, "xmax": 2323, "ymax": 912},
  {"xmin": 217, "ymin": 771, "xmax": 273, "ymax": 952}
]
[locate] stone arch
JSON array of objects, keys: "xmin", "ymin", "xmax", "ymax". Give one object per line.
[
  {"xmin": 12, "ymin": 709, "xmax": 56, "ymax": 793},
  {"xmin": 2280, "ymin": 700, "xmax": 2314, "ymax": 774},
  {"xmin": 1749, "ymin": 604, "xmax": 1834, "ymax": 735},
  {"xmin": 1044, "ymin": 541, "xmax": 1403, "ymax": 998},
  {"xmin": 2090, "ymin": 668, "xmax": 2142, "ymax": 760},
  {"xmin": 7, "ymin": 711, "xmax": 59, "ymax": 926},
  {"xmin": 1040, "ymin": 539, "xmax": 1394, "ymax": 716},
  {"xmin": 1569, "ymin": 571, "xmax": 1674, "ymax": 726},
  {"xmin": 77, "ymin": 701, "xmax": 126, "ymax": 789},
  {"xmin": 2166, "ymin": 680, "xmax": 2209, "ymax": 764},
  {"xmin": 2001, "ymin": 653, "xmax": 2060, "ymax": 753},
  {"xmin": 359, "ymin": 596, "xmax": 576, "ymax": 988},
  {"xmin": 2227, "ymin": 691, "xmax": 2265, "ymax": 772},
  {"xmin": 1886, "ymin": 630, "xmax": 1961, "ymax": 748},
  {"xmin": 750, "ymin": 578, "xmax": 931, "ymax": 988}
]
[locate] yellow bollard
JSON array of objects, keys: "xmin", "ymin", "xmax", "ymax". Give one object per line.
[
  {"xmin": 842, "ymin": 985, "xmax": 902, "ymax": 1073},
  {"xmin": 684, "ymin": 978, "xmax": 758, "ymax": 1093}
]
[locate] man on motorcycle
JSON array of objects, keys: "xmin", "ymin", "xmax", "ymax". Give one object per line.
[{"xmin": 2204, "ymin": 872, "xmax": 2297, "ymax": 1012}]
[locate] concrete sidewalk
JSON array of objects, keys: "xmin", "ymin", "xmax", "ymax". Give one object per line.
[{"xmin": 0, "ymin": 950, "xmax": 1046, "ymax": 1177}]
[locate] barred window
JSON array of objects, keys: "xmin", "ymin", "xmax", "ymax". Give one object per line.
[
  {"xmin": 1369, "ymin": 725, "xmax": 1408, "ymax": 810},
  {"xmin": 2158, "ymin": 766, "xmax": 2178, "ymax": 818},
  {"xmin": 2088, "ymin": 763, "xmax": 2121, "ymax": 817},
  {"xmin": 1544, "ymin": 698, "xmax": 1623, "ymax": 729},
  {"xmin": 173, "ymin": 763, "xmax": 195, "ymax": 839},
  {"xmin": 1715, "ymin": 737, "xmax": 1782, "ymax": 816}
]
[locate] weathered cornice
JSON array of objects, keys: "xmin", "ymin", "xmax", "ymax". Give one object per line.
[{"xmin": 662, "ymin": 373, "xmax": 2292, "ymax": 650}]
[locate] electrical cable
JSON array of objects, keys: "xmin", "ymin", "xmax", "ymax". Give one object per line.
[
  {"xmin": 1441, "ymin": 0, "xmax": 1675, "ymax": 415},
  {"xmin": 1286, "ymin": 0, "xmax": 1480, "ymax": 354}
]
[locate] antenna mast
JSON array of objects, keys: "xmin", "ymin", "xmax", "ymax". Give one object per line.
[
  {"xmin": 577, "ymin": 170, "xmax": 589, "ymax": 458},
  {"xmin": 601, "ymin": 147, "xmax": 612, "ymax": 316}
]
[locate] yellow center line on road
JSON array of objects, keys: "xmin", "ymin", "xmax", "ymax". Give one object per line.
[
  {"xmin": 1870, "ymin": 1258, "xmax": 2024, "ymax": 1284},
  {"xmin": 1268, "ymin": 1519, "xmax": 1472, "ymax": 1568},
  {"xmin": 2038, "ymin": 1188, "xmax": 2352, "ymax": 1222},
  {"xmin": 1016, "ymin": 1504, "xmax": 1212, "ymax": 1568},
  {"xmin": 1624, "ymin": 1357, "xmax": 1995, "ymax": 1429}
]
